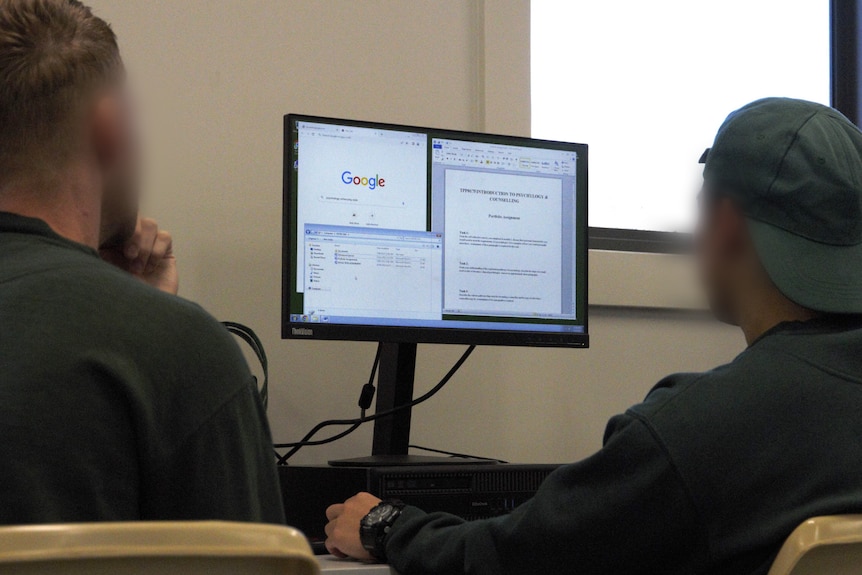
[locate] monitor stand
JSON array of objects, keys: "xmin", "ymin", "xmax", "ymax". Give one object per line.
[{"xmin": 329, "ymin": 342, "xmax": 496, "ymax": 468}]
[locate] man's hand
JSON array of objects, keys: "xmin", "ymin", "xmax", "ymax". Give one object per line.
[
  {"xmin": 100, "ymin": 218, "xmax": 178, "ymax": 295},
  {"xmin": 325, "ymin": 492, "xmax": 382, "ymax": 560}
]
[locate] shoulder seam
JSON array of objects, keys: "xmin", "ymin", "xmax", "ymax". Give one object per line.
[
  {"xmin": 635, "ymin": 371, "xmax": 714, "ymax": 419},
  {"xmin": 759, "ymin": 344, "xmax": 862, "ymax": 384}
]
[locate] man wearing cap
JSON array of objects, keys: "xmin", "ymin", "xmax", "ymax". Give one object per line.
[{"xmin": 324, "ymin": 97, "xmax": 862, "ymax": 574}]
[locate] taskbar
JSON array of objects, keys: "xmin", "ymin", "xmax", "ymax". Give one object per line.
[{"xmin": 288, "ymin": 314, "xmax": 585, "ymax": 334}]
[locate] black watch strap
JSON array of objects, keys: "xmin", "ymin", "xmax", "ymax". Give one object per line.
[{"xmin": 360, "ymin": 500, "xmax": 406, "ymax": 561}]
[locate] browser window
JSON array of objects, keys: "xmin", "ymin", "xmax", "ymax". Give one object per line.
[{"xmin": 294, "ymin": 121, "xmax": 427, "ymax": 291}]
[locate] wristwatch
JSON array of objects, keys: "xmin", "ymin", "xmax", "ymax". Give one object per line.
[{"xmin": 359, "ymin": 499, "xmax": 406, "ymax": 561}]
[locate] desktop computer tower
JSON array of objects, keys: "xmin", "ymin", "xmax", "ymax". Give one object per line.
[{"xmin": 279, "ymin": 463, "xmax": 560, "ymax": 546}]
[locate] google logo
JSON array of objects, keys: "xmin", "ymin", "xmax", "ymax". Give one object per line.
[{"xmin": 341, "ymin": 171, "xmax": 385, "ymax": 190}]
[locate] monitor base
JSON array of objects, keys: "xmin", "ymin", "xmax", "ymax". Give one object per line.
[{"xmin": 328, "ymin": 454, "xmax": 497, "ymax": 467}]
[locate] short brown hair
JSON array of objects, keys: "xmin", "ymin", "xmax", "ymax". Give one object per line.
[{"xmin": 0, "ymin": 0, "xmax": 121, "ymax": 179}]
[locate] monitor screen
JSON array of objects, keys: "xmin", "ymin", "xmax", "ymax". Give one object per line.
[{"xmin": 283, "ymin": 115, "xmax": 589, "ymax": 347}]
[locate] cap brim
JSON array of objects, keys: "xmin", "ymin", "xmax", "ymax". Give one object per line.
[{"xmin": 748, "ymin": 218, "xmax": 862, "ymax": 314}]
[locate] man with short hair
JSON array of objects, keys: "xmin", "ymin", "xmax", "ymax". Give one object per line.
[
  {"xmin": 325, "ymin": 99, "xmax": 862, "ymax": 574},
  {"xmin": 0, "ymin": 0, "xmax": 283, "ymax": 524}
]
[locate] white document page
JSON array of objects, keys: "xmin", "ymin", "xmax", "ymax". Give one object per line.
[{"xmin": 443, "ymin": 170, "xmax": 563, "ymax": 317}]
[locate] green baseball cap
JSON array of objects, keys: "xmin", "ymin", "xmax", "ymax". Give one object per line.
[{"xmin": 701, "ymin": 97, "xmax": 862, "ymax": 314}]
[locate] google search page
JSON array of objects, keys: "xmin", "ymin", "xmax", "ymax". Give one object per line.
[{"xmin": 295, "ymin": 122, "xmax": 427, "ymax": 291}]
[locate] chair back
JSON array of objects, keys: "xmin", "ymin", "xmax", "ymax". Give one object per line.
[
  {"xmin": 768, "ymin": 515, "xmax": 862, "ymax": 575},
  {"xmin": 0, "ymin": 521, "xmax": 320, "ymax": 575}
]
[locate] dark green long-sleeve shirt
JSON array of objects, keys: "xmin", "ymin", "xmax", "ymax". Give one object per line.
[
  {"xmin": 386, "ymin": 317, "xmax": 862, "ymax": 574},
  {"xmin": 0, "ymin": 212, "xmax": 284, "ymax": 524}
]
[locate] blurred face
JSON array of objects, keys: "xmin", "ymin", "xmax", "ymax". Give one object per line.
[
  {"xmin": 694, "ymin": 186, "xmax": 747, "ymax": 325},
  {"xmin": 96, "ymin": 85, "xmax": 141, "ymax": 249}
]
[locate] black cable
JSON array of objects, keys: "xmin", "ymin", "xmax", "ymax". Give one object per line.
[
  {"xmin": 408, "ymin": 444, "xmax": 509, "ymax": 464},
  {"xmin": 274, "ymin": 345, "xmax": 476, "ymax": 464},
  {"xmin": 273, "ymin": 344, "xmax": 383, "ymax": 463},
  {"xmin": 222, "ymin": 321, "xmax": 268, "ymax": 410},
  {"xmin": 358, "ymin": 343, "xmax": 383, "ymax": 415}
]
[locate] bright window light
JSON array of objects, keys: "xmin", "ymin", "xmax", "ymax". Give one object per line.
[{"xmin": 532, "ymin": 1, "xmax": 831, "ymax": 234}]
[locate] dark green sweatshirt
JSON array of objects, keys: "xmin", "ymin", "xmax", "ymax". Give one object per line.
[
  {"xmin": 385, "ymin": 317, "xmax": 862, "ymax": 574},
  {"xmin": 0, "ymin": 212, "xmax": 284, "ymax": 524}
]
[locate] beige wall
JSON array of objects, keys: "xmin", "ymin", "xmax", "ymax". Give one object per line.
[{"xmin": 86, "ymin": 0, "xmax": 744, "ymax": 465}]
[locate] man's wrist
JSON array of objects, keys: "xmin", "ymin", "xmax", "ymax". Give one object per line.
[{"xmin": 359, "ymin": 499, "xmax": 405, "ymax": 561}]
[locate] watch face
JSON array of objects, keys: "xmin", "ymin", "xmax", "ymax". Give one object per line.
[
  {"xmin": 366, "ymin": 505, "xmax": 390, "ymax": 523},
  {"xmin": 361, "ymin": 502, "xmax": 405, "ymax": 560}
]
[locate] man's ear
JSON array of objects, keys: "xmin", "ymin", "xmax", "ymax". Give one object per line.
[
  {"xmin": 90, "ymin": 93, "xmax": 124, "ymax": 170},
  {"xmin": 712, "ymin": 197, "xmax": 749, "ymax": 257}
]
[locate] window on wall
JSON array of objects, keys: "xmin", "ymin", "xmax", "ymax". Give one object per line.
[{"xmin": 531, "ymin": 1, "xmax": 831, "ymax": 247}]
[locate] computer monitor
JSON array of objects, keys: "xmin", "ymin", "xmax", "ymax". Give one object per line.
[{"xmin": 282, "ymin": 114, "xmax": 588, "ymax": 465}]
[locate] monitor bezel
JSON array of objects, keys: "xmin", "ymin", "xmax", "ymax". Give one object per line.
[{"xmin": 282, "ymin": 114, "xmax": 589, "ymax": 348}]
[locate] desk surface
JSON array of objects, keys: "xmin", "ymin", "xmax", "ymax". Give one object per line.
[{"xmin": 316, "ymin": 555, "xmax": 397, "ymax": 574}]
